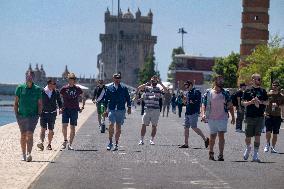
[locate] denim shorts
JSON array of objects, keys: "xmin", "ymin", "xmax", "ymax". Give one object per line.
[
  {"xmin": 40, "ymin": 112, "xmax": 56, "ymax": 130},
  {"xmin": 108, "ymin": 110, "xmax": 126, "ymax": 126},
  {"xmin": 16, "ymin": 115, "xmax": 39, "ymax": 133},
  {"xmin": 184, "ymin": 113, "xmax": 199, "ymax": 128},
  {"xmin": 207, "ymin": 119, "xmax": 228, "ymax": 134},
  {"xmin": 62, "ymin": 108, "xmax": 79, "ymax": 126}
]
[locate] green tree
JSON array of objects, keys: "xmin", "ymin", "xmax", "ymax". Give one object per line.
[
  {"xmin": 138, "ymin": 54, "xmax": 159, "ymax": 85},
  {"xmin": 212, "ymin": 52, "xmax": 240, "ymax": 88},
  {"xmin": 167, "ymin": 47, "xmax": 185, "ymax": 82},
  {"xmin": 239, "ymin": 35, "xmax": 284, "ymax": 88}
]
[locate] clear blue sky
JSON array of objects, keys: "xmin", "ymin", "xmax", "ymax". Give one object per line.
[{"xmin": 0, "ymin": 0, "xmax": 283, "ymax": 84}]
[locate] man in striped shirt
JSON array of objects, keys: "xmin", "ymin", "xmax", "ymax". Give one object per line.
[{"xmin": 137, "ymin": 75, "xmax": 168, "ymax": 145}]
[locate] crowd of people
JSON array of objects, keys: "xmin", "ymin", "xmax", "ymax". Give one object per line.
[{"xmin": 14, "ymin": 71, "xmax": 284, "ymax": 163}]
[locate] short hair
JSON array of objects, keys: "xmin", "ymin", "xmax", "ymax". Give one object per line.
[
  {"xmin": 239, "ymin": 82, "xmax": 246, "ymax": 87},
  {"xmin": 212, "ymin": 74, "xmax": 223, "ymax": 82},
  {"xmin": 251, "ymin": 73, "xmax": 261, "ymax": 79},
  {"xmin": 47, "ymin": 78, "xmax": 55, "ymax": 84},
  {"xmin": 272, "ymin": 80, "xmax": 280, "ymax": 86},
  {"xmin": 184, "ymin": 80, "xmax": 193, "ymax": 86}
]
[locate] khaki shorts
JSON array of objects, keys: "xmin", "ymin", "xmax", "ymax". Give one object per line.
[
  {"xmin": 142, "ymin": 108, "xmax": 160, "ymax": 126},
  {"xmin": 245, "ymin": 117, "xmax": 264, "ymax": 137}
]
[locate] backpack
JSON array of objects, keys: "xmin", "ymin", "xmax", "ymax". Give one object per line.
[{"xmin": 231, "ymin": 92, "xmax": 238, "ymax": 107}]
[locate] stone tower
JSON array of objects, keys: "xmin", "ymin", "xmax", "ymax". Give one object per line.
[
  {"xmin": 98, "ymin": 8, "xmax": 157, "ymax": 87},
  {"xmin": 239, "ymin": 0, "xmax": 270, "ymax": 67}
]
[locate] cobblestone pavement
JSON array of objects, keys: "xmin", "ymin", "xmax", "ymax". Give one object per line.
[{"xmin": 30, "ymin": 106, "xmax": 284, "ymax": 189}]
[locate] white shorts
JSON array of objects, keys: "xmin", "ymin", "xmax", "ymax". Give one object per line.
[
  {"xmin": 207, "ymin": 119, "xmax": 228, "ymax": 134},
  {"xmin": 142, "ymin": 108, "xmax": 160, "ymax": 126}
]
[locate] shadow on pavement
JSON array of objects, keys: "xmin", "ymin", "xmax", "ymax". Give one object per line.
[
  {"xmin": 32, "ymin": 161, "xmax": 55, "ymax": 163},
  {"xmin": 74, "ymin": 149, "xmax": 98, "ymax": 152},
  {"xmin": 232, "ymin": 160, "xmax": 276, "ymax": 164}
]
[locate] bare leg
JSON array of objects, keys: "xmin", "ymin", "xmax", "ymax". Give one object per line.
[
  {"xmin": 209, "ymin": 133, "xmax": 217, "ymax": 153},
  {"xmin": 26, "ymin": 131, "xmax": 34, "ymax": 154},
  {"xmin": 272, "ymin": 134, "xmax": 278, "ymax": 147},
  {"xmin": 151, "ymin": 125, "xmax": 157, "ymax": 140},
  {"xmin": 141, "ymin": 124, "xmax": 147, "ymax": 139},
  {"xmin": 108, "ymin": 124, "xmax": 114, "ymax": 143},
  {"xmin": 218, "ymin": 132, "xmax": 225, "ymax": 155},
  {"xmin": 115, "ymin": 124, "xmax": 121, "ymax": 144},
  {"xmin": 40, "ymin": 128, "xmax": 46, "ymax": 143},
  {"xmin": 266, "ymin": 131, "xmax": 271, "ymax": 144},
  {"xmin": 192, "ymin": 128, "xmax": 206, "ymax": 141},
  {"xmin": 184, "ymin": 127, "xmax": 189, "ymax": 145},
  {"xmin": 62, "ymin": 124, "xmax": 68, "ymax": 141},
  {"xmin": 20, "ymin": 133, "xmax": 27, "ymax": 155},
  {"xmin": 69, "ymin": 126, "xmax": 75, "ymax": 145},
  {"xmin": 48, "ymin": 130, "xmax": 54, "ymax": 145},
  {"xmin": 245, "ymin": 137, "xmax": 251, "ymax": 146}
]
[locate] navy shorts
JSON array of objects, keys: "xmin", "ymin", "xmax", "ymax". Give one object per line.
[
  {"xmin": 16, "ymin": 115, "xmax": 39, "ymax": 133},
  {"xmin": 62, "ymin": 108, "xmax": 79, "ymax": 126},
  {"xmin": 265, "ymin": 116, "xmax": 282, "ymax": 134},
  {"xmin": 40, "ymin": 112, "xmax": 56, "ymax": 130}
]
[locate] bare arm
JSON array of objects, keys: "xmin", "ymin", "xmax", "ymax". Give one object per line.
[
  {"xmin": 38, "ymin": 99, "xmax": 42, "ymax": 115},
  {"xmin": 14, "ymin": 96, "xmax": 19, "ymax": 115}
]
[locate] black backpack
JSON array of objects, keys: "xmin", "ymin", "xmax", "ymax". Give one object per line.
[{"xmin": 231, "ymin": 92, "xmax": 238, "ymax": 107}]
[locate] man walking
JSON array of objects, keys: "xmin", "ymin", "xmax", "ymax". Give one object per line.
[
  {"xmin": 264, "ymin": 80, "xmax": 284, "ymax": 153},
  {"xmin": 60, "ymin": 73, "xmax": 85, "ymax": 150},
  {"xmin": 201, "ymin": 75, "xmax": 235, "ymax": 161},
  {"xmin": 103, "ymin": 73, "xmax": 131, "ymax": 151},
  {"xmin": 235, "ymin": 83, "xmax": 246, "ymax": 132},
  {"xmin": 242, "ymin": 73, "xmax": 268, "ymax": 162},
  {"xmin": 14, "ymin": 71, "xmax": 42, "ymax": 162},
  {"xmin": 92, "ymin": 80, "xmax": 107, "ymax": 129},
  {"xmin": 137, "ymin": 75, "xmax": 168, "ymax": 145},
  {"xmin": 179, "ymin": 80, "xmax": 209, "ymax": 148},
  {"xmin": 162, "ymin": 89, "xmax": 172, "ymax": 117},
  {"xmin": 37, "ymin": 79, "xmax": 62, "ymax": 151}
]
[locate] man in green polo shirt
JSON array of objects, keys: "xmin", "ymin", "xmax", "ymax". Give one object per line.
[{"xmin": 14, "ymin": 71, "xmax": 42, "ymax": 162}]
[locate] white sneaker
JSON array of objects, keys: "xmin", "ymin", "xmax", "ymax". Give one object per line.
[
  {"xmin": 21, "ymin": 154, "xmax": 26, "ymax": 161},
  {"xmin": 138, "ymin": 140, "xmax": 144, "ymax": 145},
  {"xmin": 264, "ymin": 144, "xmax": 270, "ymax": 152},
  {"xmin": 67, "ymin": 144, "xmax": 74, "ymax": 150},
  {"xmin": 149, "ymin": 140, "xmax": 155, "ymax": 145},
  {"xmin": 243, "ymin": 146, "xmax": 251, "ymax": 160},
  {"xmin": 271, "ymin": 147, "xmax": 278, "ymax": 153},
  {"xmin": 252, "ymin": 152, "xmax": 261, "ymax": 163},
  {"xmin": 26, "ymin": 153, "xmax": 32, "ymax": 162}
]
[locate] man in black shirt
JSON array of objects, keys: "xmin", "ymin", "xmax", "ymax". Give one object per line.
[
  {"xmin": 235, "ymin": 83, "xmax": 246, "ymax": 132},
  {"xmin": 92, "ymin": 80, "xmax": 107, "ymax": 128},
  {"xmin": 37, "ymin": 79, "xmax": 62, "ymax": 151},
  {"xmin": 242, "ymin": 74, "xmax": 268, "ymax": 162}
]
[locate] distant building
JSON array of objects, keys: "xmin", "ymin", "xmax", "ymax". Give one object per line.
[
  {"xmin": 25, "ymin": 64, "xmax": 97, "ymax": 92},
  {"xmin": 171, "ymin": 55, "xmax": 215, "ymax": 91},
  {"xmin": 98, "ymin": 8, "xmax": 157, "ymax": 87},
  {"xmin": 239, "ymin": 0, "xmax": 270, "ymax": 67}
]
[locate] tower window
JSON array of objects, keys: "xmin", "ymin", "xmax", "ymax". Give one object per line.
[{"xmin": 254, "ymin": 15, "xmax": 259, "ymax": 21}]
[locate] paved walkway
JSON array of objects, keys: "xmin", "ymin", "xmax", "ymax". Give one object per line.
[
  {"xmin": 0, "ymin": 100, "xmax": 95, "ymax": 189},
  {"xmin": 29, "ymin": 107, "xmax": 284, "ymax": 189}
]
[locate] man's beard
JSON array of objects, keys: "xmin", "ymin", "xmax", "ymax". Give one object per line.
[
  {"xmin": 152, "ymin": 83, "xmax": 157, "ymax": 87},
  {"xmin": 216, "ymin": 83, "xmax": 223, "ymax": 88}
]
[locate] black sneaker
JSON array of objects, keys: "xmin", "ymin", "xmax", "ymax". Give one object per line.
[
  {"xmin": 209, "ymin": 152, "xmax": 215, "ymax": 161},
  {"xmin": 47, "ymin": 144, "xmax": 52, "ymax": 150},
  {"xmin": 217, "ymin": 154, "xmax": 224, "ymax": 161},
  {"xmin": 179, "ymin": 144, "xmax": 189, "ymax": 148},
  {"xmin": 204, "ymin": 138, "xmax": 209, "ymax": 148}
]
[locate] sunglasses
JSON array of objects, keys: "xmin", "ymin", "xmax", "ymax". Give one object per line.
[{"xmin": 254, "ymin": 78, "xmax": 261, "ymax": 81}]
